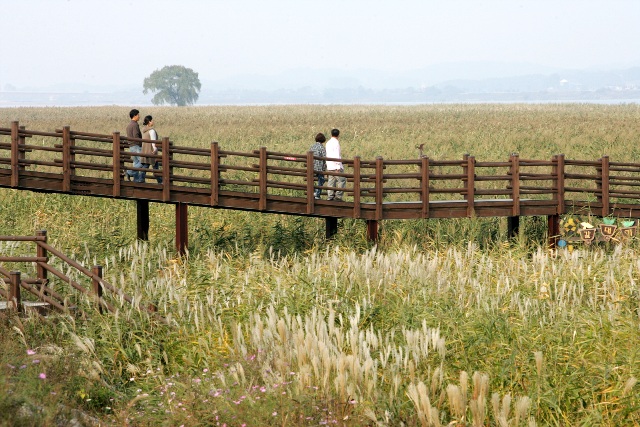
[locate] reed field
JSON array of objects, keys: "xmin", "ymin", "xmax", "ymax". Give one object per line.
[{"xmin": 1, "ymin": 104, "xmax": 639, "ymax": 426}]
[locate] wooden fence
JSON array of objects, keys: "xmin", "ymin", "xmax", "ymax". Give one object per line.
[
  {"xmin": 2, "ymin": 121, "xmax": 640, "ymax": 246},
  {"xmin": 0, "ymin": 229, "xmax": 157, "ymax": 315}
]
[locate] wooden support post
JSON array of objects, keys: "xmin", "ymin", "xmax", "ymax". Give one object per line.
[
  {"xmin": 548, "ymin": 214, "xmax": 560, "ymax": 248},
  {"xmin": 326, "ymin": 217, "xmax": 338, "ymax": 239},
  {"xmin": 35, "ymin": 230, "xmax": 48, "ymax": 286},
  {"xmin": 353, "ymin": 156, "xmax": 361, "ymax": 218},
  {"xmin": 366, "ymin": 219, "xmax": 379, "ymax": 242},
  {"xmin": 600, "ymin": 156, "xmax": 610, "ymax": 217},
  {"xmin": 176, "ymin": 202, "xmax": 188, "ymax": 256},
  {"xmin": 9, "ymin": 271, "xmax": 21, "ymax": 312},
  {"xmin": 137, "ymin": 199, "xmax": 150, "ymax": 241},
  {"xmin": 62, "ymin": 126, "xmax": 72, "ymax": 192},
  {"xmin": 306, "ymin": 151, "xmax": 314, "ymax": 214},
  {"xmin": 210, "ymin": 142, "xmax": 219, "ymax": 206},
  {"xmin": 507, "ymin": 216, "xmax": 520, "ymax": 239},
  {"xmin": 92, "ymin": 265, "xmax": 103, "ymax": 314},
  {"xmin": 421, "ymin": 156, "xmax": 430, "ymax": 218},
  {"xmin": 112, "ymin": 132, "xmax": 121, "ymax": 197},
  {"xmin": 10, "ymin": 121, "xmax": 20, "ymax": 187},
  {"xmin": 259, "ymin": 146, "xmax": 267, "ymax": 211}
]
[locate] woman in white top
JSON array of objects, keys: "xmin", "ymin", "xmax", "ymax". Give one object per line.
[{"xmin": 141, "ymin": 115, "xmax": 162, "ymax": 183}]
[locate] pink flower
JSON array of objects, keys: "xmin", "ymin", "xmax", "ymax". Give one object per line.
[
  {"xmin": 39, "ymin": 373, "xmax": 47, "ymax": 379},
  {"xmin": 27, "ymin": 349, "xmax": 36, "ymax": 355}
]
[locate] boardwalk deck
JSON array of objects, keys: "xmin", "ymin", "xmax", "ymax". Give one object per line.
[{"xmin": 4, "ymin": 121, "xmax": 640, "ymax": 249}]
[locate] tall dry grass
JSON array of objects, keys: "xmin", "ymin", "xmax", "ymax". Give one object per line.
[{"xmin": 1, "ymin": 104, "xmax": 640, "ymax": 425}]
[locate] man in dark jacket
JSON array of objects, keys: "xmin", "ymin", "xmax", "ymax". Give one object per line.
[{"xmin": 126, "ymin": 109, "xmax": 143, "ymax": 182}]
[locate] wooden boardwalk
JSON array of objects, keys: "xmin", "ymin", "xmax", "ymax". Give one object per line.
[{"xmin": 3, "ymin": 121, "xmax": 640, "ymax": 248}]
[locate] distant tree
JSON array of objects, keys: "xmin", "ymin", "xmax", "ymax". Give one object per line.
[{"xmin": 143, "ymin": 65, "xmax": 201, "ymax": 106}]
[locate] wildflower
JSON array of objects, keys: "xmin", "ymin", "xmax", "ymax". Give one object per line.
[
  {"xmin": 272, "ymin": 412, "xmax": 278, "ymax": 416},
  {"xmin": 39, "ymin": 373, "xmax": 47, "ymax": 379},
  {"xmin": 27, "ymin": 349, "xmax": 36, "ymax": 355},
  {"xmin": 203, "ymin": 368, "xmax": 209, "ymax": 373}
]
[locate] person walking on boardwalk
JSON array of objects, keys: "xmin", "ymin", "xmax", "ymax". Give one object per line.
[
  {"xmin": 310, "ymin": 132, "xmax": 327, "ymax": 199},
  {"xmin": 126, "ymin": 109, "xmax": 143, "ymax": 182},
  {"xmin": 326, "ymin": 128, "xmax": 345, "ymax": 201},
  {"xmin": 141, "ymin": 115, "xmax": 163, "ymax": 184}
]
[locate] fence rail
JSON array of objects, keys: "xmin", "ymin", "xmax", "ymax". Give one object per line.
[
  {"xmin": 0, "ymin": 230, "xmax": 157, "ymax": 316},
  {"xmin": 3, "ymin": 121, "xmax": 640, "ymax": 221}
]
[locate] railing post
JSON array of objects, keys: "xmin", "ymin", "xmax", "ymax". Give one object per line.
[
  {"xmin": 510, "ymin": 153, "xmax": 520, "ymax": 216},
  {"xmin": 353, "ymin": 156, "xmax": 361, "ymax": 218},
  {"xmin": 162, "ymin": 137, "xmax": 171, "ymax": 202},
  {"xmin": 552, "ymin": 154, "xmax": 565, "ymax": 215},
  {"xmin": 18, "ymin": 125, "xmax": 26, "ymax": 171},
  {"xmin": 306, "ymin": 151, "xmax": 315, "ymax": 214},
  {"xmin": 9, "ymin": 271, "xmax": 22, "ymax": 312},
  {"xmin": 259, "ymin": 146, "xmax": 267, "ymax": 211},
  {"xmin": 112, "ymin": 132, "xmax": 121, "ymax": 197},
  {"xmin": 421, "ymin": 156, "xmax": 430, "ymax": 218},
  {"xmin": 465, "ymin": 155, "xmax": 475, "ymax": 217},
  {"xmin": 599, "ymin": 156, "xmax": 610, "ymax": 217},
  {"xmin": 92, "ymin": 265, "xmax": 103, "ymax": 314},
  {"xmin": 375, "ymin": 156, "xmax": 384, "ymax": 220},
  {"xmin": 62, "ymin": 126, "xmax": 72, "ymax": 192},
  {"xmin": 35, "ymin": 230, "xmax": 48, "ymax": 287},
  {"xmin": 508, "ymin": 153, "xmax": 520, "ymax": 238},
  {"xmin": 210, "ymin": 142, "xmax": 219, "ymax": 206},
  {"xmin": 10, "ymin": 121, "xmax": 20, "ymax": 187}
]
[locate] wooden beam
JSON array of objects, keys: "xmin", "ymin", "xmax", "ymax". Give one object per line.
[
  {"xmin": 62, "ymin": 126, "xmax": 72, "ymax": 192},
  {"xmin": 36, "ymin": 230, "xmax": 48, "ymax": 285},
  {"xmin": 210, "ymin": 142, "xmax": 219, "ymax": 206},
  {"xmin": 176, "ymin": 202, "xmax": 188, "ymax": 255},
  {"xmin": 353, "ymin": 156, "xmax": 361, "ymax": 218},
  {"xmin": 366, "ymin": 219, "xmax": 379, "ymax": 242},
  {"xmin": 326, "ymin": 217, "xmax": 338, "ymax": 239},
  {"xmin": 548, "ymin": 214, "xmax": 560, "ymax": 248},
  {"xmin": 421, "ymin": 156, "xmax": 429, "ymax": 218},
  {"xmin": 137, "ymin": 200, "xmax": 149, "ymax": 241},
  {"xmin": 9, "ymin": 271, "xmax": 22, "ymax": 312},
  {"xmin": 10, "ymin": 121, "xmax": 19, "ymax": 187},
  {"xmin": 112, "ymin": 132, "xmax": 121, "ymax": 197},
  {"xmin": 259, "ymin": 147, "xmax": 267, "ymax": 210},
  {"xmin": 507, "ymin": 216, "xmax": 520, "ymax": 239}
]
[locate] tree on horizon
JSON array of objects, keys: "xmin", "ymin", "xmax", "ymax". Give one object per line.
[{"xmin": 143, "ymin": 65, "xmax": 201, "ymax": 106}]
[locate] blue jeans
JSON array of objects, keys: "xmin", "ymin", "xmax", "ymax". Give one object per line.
[
  {"xmin": 127, "ymin": 145, "xmax": 143, "ymax": 182},
  {"xmin": 314, "ymin": 173, "xmax": 325, "ymax": 198},
  {"xmin": 141, "ymin": 161, "xmax": 163, "ymax": 184}
]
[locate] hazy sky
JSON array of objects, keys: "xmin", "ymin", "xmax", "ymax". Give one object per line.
[{"xmin": 2, "ymin": 0, "xmax": 640, "ymax": 89}]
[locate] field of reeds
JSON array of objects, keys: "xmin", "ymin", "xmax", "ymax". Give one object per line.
[{"xmin": 1, "ymin": 104, "xmax": 639, "ymax": 426}]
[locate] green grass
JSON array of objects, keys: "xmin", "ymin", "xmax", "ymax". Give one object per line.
[{"xmin": 1, "ymin": 104, "xmax": 640, "ymax": 425}]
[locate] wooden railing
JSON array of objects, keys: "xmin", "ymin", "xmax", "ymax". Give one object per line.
[
  {"xmin": 0, "ymin": 230, "xmax": 146, "ymax": 315},
  {"xmin": 3, "ymin": 121, "xmax": 640, "ymax": 220}
]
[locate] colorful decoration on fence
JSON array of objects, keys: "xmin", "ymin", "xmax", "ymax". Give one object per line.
[{"xmin": 558, "ymin": 216, "xmax": 637, "ymax": 249}]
